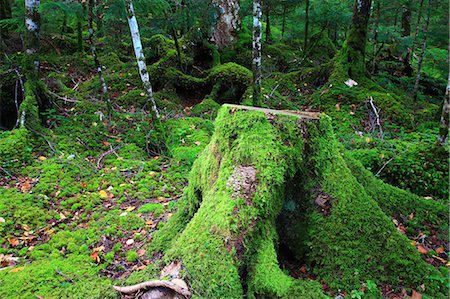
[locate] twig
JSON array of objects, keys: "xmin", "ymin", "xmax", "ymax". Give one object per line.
[
  {"xmin": 26, "ymin": 127, "xmax": 57, "ymax": 153},
  {"xmin": 369, "ymin": 96, "xmax": 383, "ymax": 138},
  {"xmin": 97, "ymin": 145, "xmax": 122, "ymax": 168},
  {"xmin": 0, "ymin": 165, "xmax": 19, "ymax": 181},
  {"xmin": 55, "ymin": 267, "xmax": 74, "ymax": 282},
  {"xmin": 45, "ymin": 89, "xmax": 80, "ymax": 103},
  {"xmin": 375, "ymin": 145, "xmax": 411, "ymax": 176}
]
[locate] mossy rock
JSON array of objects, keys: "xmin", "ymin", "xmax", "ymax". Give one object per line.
[
  {"xmin": 208, "ymin": 63, "xmax": 252, "ymax": 104},
  {"xmin": 191, "ymin": 98, "xmax": 221, "ymax": 119}
]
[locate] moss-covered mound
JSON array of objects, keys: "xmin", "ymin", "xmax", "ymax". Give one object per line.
[{"xmin": 148, "ymin": 105, "xmax": 447, "ymax": 298}]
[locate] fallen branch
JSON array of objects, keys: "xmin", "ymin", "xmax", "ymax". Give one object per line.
[
  {"xmin": 113, "ymin": 280, "xmax": 191, "ymax": 298},
  {"xmin": 375, "ymin": 145, "xmax": 411, "ymax": 176},
  {"xmin": 369, "ymin": 96, "xmax": 383, "ymax": 138},
  {"xmin": 97, "ymin": 145, "xmax": 122, "ymax": 168}
]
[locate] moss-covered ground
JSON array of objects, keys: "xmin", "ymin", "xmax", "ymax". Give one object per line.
[{"xmin": 0, "ymin": 30, "xmax": 448, "ymax": 298}]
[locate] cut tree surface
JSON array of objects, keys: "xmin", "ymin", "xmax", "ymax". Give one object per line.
[{"xmin": 137, "ymin": 104, "xmax": 447, "ymax": 298}]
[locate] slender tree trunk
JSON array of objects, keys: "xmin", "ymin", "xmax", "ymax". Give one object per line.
[
  {"xmin": 438, "ymin": 72, "xmax": 450, "ymax": 145},
  {"xmin": 281, "ymin": 5, "xmax": 287, "ymax": 40},
  {"xmin": 88, "ymin": 0, "xmax": 111, "ymax": 117},
  {"xmin": 0, "ymin": 0, "xmax": 12, "ymax": 49},
  {"xmin": 371, "ymin": 0, "xmax": 380, "ymax": 74},
  {"xmin": 265, "ymin": 4, "xmax": 271, "ymax": 43},
  {"xmin": 77, "ymin": 16, "xmax": 83, "ymax": 52},
  {"xmin": 95, "ymin": 0, "xmax": 103, "ymax": 36},
  {"xmin": 252, "ymin": 0, "xmax": 262, "ymax": 106},
  {"xmin": 304, "ymin": 0, "xmax": 310, "ymax": 49},
  {"xmin": 170, "ymin": 26, "xmax": 182, "ymax": 69},
  {"xmin": 413, "ymin": 0, "xmax": 431, "ymax": 98},
  {"xmin": 401, "ymin": 2, "xmax": 411, "ymax": 37},
  {"xmin": 124, "ymin": 0, "xmax": 159, "ymax": 118},
  {"xmin": 211, "ymin": 0, "xmax": 240, "ymax": 48},
  {"xmin": 413, "ymin": 0, "xmax": 424, "ymax": 40}
]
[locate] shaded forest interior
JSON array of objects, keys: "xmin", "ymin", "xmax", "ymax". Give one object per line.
[{"xmin": 0, "ymin": 0, "xmax": 449, "ymax": 298}]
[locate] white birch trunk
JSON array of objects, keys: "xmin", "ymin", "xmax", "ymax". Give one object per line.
[
  {"xmin": 25, "ymin": 0, "xmax": 40, "ymax": 55},
  {"xmin": 124, "ymin": 0, "xmax": 159, "ymax": 118},
  {"xmin": 211, "ymin": 0, "xmax": 240, "ymax": 48},
  {"xmin": 252, "ymin": 0, "xmax": 262, "ymax": 106}
]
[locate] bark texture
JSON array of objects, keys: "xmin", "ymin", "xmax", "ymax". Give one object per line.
[
  {"xmin": 211, "ymin": 0, "xmax": 240, "ymax": 48},
  {"xmin": 413, "ymin": 0, "xmax": 431, "ymax": 98},
  {"xmin": 124, "ymin": 0, "xmax": 159, "ymax": 118},
  {"xmin": 146, "ymin": 105, "xmax": 447, "ymax": 298},
  {"xmin": 438, "ymin": 73, "xmax": 450, "ymax": 145},
  {"xmin": 25, "ymin": 0, "xmax": 40, "ymax": 56},
  {"xmin": 341, "ymin": 0, "xmax": 372, "ymax": 78},
  {"xmin": 88, "ymin": 0, "xmax": 111, "ymax": 116},
  {"xmin": 252, "ymin": 0, "xmax": 262, "ymax": 106}
]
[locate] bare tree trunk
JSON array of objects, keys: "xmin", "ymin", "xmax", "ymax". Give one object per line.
[
  {"xmin": 304, "ymin": 0, "xmax": 310, "ymax": 50},
  {"xmin": 252, "ymin": 0, "xmax": 262, "ymax": 106},
  {"xmin": 265, "ymin": 3, "xmax": 271, "ymax": 43},
  {"xmin": 413, "ymin": 0, "xmax": 424, "ymax": 40},
  {"xmin": 88, "ymin": 0, "xmax": 111, "ymax": 117},
  {"xmin": 401, "ymin": 2, "xmax": 411, "ymax": 37},
  {"xmin": 124, "ymin": 0, "xmax": 159, "ymax": 118},
  {"xmin": 438, "ymin": 72, "xmax": 450, "ymax": 145},
  {"xmin": 371, "ymin": 0, "xmax": 380, "ymax": 73},
  {"xmin": 281, "ymin": 5, "xmax": 287, "ymax": 40},
  {"xmin": 413, "ymin": 0, "xmax": 431, "ymax": 99},
  {"xmin": 211, "ymin": 0, "xmax": 240, "ymax": 48},
  {"xmin": 95, "ymin": 0, "xmax": 103, "ymax": 36}
]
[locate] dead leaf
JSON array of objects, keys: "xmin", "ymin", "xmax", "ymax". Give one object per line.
[
  {"xmin": 20, "ymin": 180, "xmax": 32, "ymax": 192},
  {"xmin": 90, "ymin": 251, "xmax": 100, "ymax": 263},
  {"xmin": 335, "ymin": 103, "xmax": 341, "ymax": 111},
  {"xmin": 9, "ymin": 267, "xmax": 25, "ymax": 273},
  {"xmin": 93, "ymin": 246, "xmax": 105, "ymax": 252},
  {"xmin": 126, "ymin": 239, "xmax": 134, "ymax": 246},
  {"xmin": 365, "ymin": 137, "xmax": 371, "ymax": 143},
  {"xmin": 38, "ymin": 156, "xmax": 47, "ymax": 161},
  {"xmin": 436, "ymin": 247, "xmax": 445, "ymax": 254},
  {"xmin": 417, "ymin": 245, "xmax": 428, "ymax": 254},
  {"xmin": 344, "ymin": 78, "xmax": 358, "ymax": 87},
  {"xmin": 98, "ymin": 190, "xmax": 108, "ymax": 199},
  {"xmin": 137, "ymin": 249, "xmax": 146, "ymax": 257},
  {"xmin": 0, "ymin": 217, "xmax": 5, "ymax": 223},
  {"xmin": 7, "ymin": 238, "xmax": 19, "ymax": 247},
  {"xmin": 411, "ymin": 290, "xmax": 422, "ymax": 299},
  {"xmin": 125, "ymin": 206, "xmax": 135, "ymax": 212}
]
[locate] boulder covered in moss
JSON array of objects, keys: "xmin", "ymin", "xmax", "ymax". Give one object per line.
[{"xmin": 129, "ymin": 104, "xmax": 448, "ymax": 298}]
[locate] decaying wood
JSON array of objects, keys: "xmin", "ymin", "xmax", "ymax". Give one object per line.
[
  {"xmin": 113, "ymin": 279, "xmax": 191, "ymax": 298},
  {"xmin": 224, "ymin": 104, "xmax": 321, "ymax": 119}
]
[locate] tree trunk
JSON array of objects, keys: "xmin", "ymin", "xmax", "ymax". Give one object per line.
[
  {"xmin": 88, "ymin": 0, "xmax": 111, "ymax": 117},
  {"xmin": 137, "ymin": 104, "xmax": 446, "ymax": 298},
  {"xmin": 265, "ymin": 3, "xmax": 271, "ymax": 43},
  {"xmin": 211, "ymin": 0, "xmax": 240, "ymax": 48},
  {"xmin": 77, "ymin": 15, "xmax": 84, "ymax": 52},
  {"xmin": 371, "ymin": 0, "xmax": 380, "ymax": 73},
  {"xmin": 252, "ymin": 0, "xmax": 262, "ymax": 106},
  {"xmin": 340, "ymin": 0, "xmax": 372, "ymax": 78},
  {"xmin": 281, "ymin": 5, "xmax": 287, "ymax": 40},
  {"xmin": 401, "ymin": 2, "xmax": 411, "ymax": 37},
  {"xmin": 413, "ymin": 0, "xmax": 431, "ymax": 99},
  {"xmin": 304, "ymin": 0, "xmax": 310, "ymax": 50},
  {"xmin": 124, "ymin": 0, "xmax": 159, "ymax": 118},
  {"xmin": 170, "ymin": 26, "xmax": 183, "ymax": 69},
  {"xmin": 95, "ymin": 0, "xmax": 103, "ymax": 36},
  {"xmin": 413, "ymin": 0, "xmax": 424, "ymax": 40},
  {"xmin": 438, "ymin": 66, "xmax": 450, "ymax": 145},
  {"xmin": 25, "ymin": 0, "xmax": 40, "ymax": 57}
]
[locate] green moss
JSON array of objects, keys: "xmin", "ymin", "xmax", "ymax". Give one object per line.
[
  {"xmin": 126, "ymin": 250, "xmax": 139, "ymax": 262},
  {"xmin": 191, "ymin": 98, "xmax": 221, "ymax": 119},
  {"xmin": 0, "ymin": 129, "xmax": 33, "ymax": 170},
  {"xmin": 138, "ymin": 203, "xmax": 164, "ymax": 215}
]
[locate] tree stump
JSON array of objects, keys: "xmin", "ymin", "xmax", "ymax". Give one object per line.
[{"xmin": 137, "ymin": 104, "xmax": 446, "ymax": 298}]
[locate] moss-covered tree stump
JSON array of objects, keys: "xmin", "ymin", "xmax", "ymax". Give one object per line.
[{"xmin": 143, "ymin": 104, "xmax": 446, "ymax": 298}]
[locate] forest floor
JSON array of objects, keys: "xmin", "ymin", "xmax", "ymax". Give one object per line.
[{"xmin": 0, "ymin": 40, "xmax": 449, "ymax": 298}]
